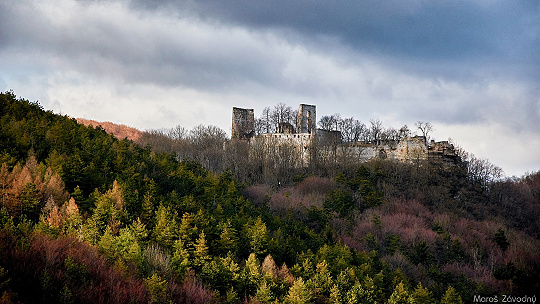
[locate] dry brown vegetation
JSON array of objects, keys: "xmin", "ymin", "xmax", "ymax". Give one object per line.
[
  {"xmin": 0, "ymin": 231, "xmax": 215, "ymax": 304},
  {"xmin": 77, "ymin": 118, "xmax": 143, "ymax": 142}
]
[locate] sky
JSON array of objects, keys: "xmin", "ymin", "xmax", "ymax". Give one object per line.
[{"xmin": 1, "ymin": 0, "xmax": 539, "ymax": 177}]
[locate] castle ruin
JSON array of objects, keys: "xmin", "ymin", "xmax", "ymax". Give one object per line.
[{"xmin": 231, "ymin": 104, "xmax": 459, "ymax": 167}]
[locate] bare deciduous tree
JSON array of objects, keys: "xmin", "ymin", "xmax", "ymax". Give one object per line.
[
  {"xmin": 318, "ymin": 115, "xmax": 333, "ymax": 131},
  {"xmin": 257, "ymin": 107, "xmax": 274, "ymax": 134},
  {"xmin": 271, "ymin": 103, "xmax": 296, "ymax": 129},
  {"xmin": 415, "ymin": 121, "xmax": 433, "ymax": 144},
  {"xmin": 370, "ymin": 119, "xmax": 383, "ymax": 145},
  {"xmin": 318, "ymin": 114, "xmax": 341, "ymax": 131},
  {"xmin": 398, "ymin": 125, "xmax": 411, "ymax": 140},
  {"xmin": 339, "ymin": 117, "xmax": 355, "ymax": 142},
  {"xmin": 352, "ymin": 120, "xmax": 368, "ymax": 142},
  {"xmin": 450, "ymin": 139, "xmax": 503, "ymax": 187}
]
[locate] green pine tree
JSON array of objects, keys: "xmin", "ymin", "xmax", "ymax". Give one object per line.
[
  {"xmin": 113, "ymin": 227, "xmax": 142, "ymax": 265},
  {"xmin": 248, "ymin": 216, "xmax": 269, "ymax": 258},
  {"xmin": 97, "ymin": 227, "xmax": 115, "ymax": 260},
  {"xmin": 19, "ymin": 182, "xmax": 42, "ymax": 220},
  {"xmin": 145, "ymin": 273, "xmax": 168, "ymax": 304},
  {"xmin": 129, "ymin": 217, "xmax": 149, "ymax": 245},
  {"xmin": 255, "ymin": 280, "xmax": 275, "ymax": 304},
  {"xmin": 178, "ymin": 212, "xmax": 197, "ymax": 246},
  {"xmin": 310, "ymin": 260, "xmax": 333, "ymax": 296},
  {"xmin": 153, "ymin": 205, "xmax": 177, "ymax": 249},
  {"xmin": 441, "ymin": 286, "xmax": 463, "ymax": 304},
  {"xmin": 243, "ymin": 253, "xmax": 262, "ymax": 295},
  {"xmin": 345, "ymin": 280, "xmax": 376, "ymax": 304},
  {"xmin": 140, "ymin": 192, "xmax": 154, "ymax": 226},
  {"xmin": 285, "ymin": 277, "xmax": 313, "ymax": 304},
  {"xmin": 411, "ymin": 282, "xmax": 433, "ymax": 304},
  {"xmin": 218, "ymin": 219, "xmax": 238, "ymax": 256},
  {"xmin": 170, "ymin": 239, "xmax": 191, "ymax": 279},
  {"xmin": 193, "ymin": 231, "xmax": 210, "ymax": 269},
  {"xmin": 494, "ymin": 228, "xmax": 510, "ymax": 252},
  {"xmin": 387, "ymin": 282, "xmax": 413, "ymax": 304},
  {"xmin": 329, "ymin": 284, "xmax": 343, "ymax": 304}
]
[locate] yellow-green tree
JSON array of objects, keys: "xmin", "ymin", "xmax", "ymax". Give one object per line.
[
  {"xmin": 129, "ymin": 217, "xmax": 148, "ymax": 245},
  {"xmin": 170, "ymin": 239, "xmax": 191, "ymax": 280},
  {"xmin": 387, "ymin": 282, "xmax": 413, "ymax": 304},
  {"xmin": 114, "ymin": 227, "xmax": 143, "ymax": 266},
  {"xmin": 248, "ymin": 216, "xmax": 269, "ymax": 257},
  {"xmin": 309, "ymin": 260, "xmax": 333, "ymax": 296},
  {"xmin": 153, "ymin": 205, "xmax": 177, "ymax": 249},
  {"xmin": 218, "ymin": 219, "xmax": 238, "ymax": 256},
  {"xmin": 441, "ymin": 286, "xmax": 463, "ymax": 304},
  {"xmin": 329, "ymin": 284, "xmax": 342, "ymax": 304},
  {"xmin": 243, "ymin": 253, "xmax": 262, "ymax": 295},
  {"xmin": 411, "ymin": 282, "xmax": 433, "ymax": 304},
  {"xmin": 345, "ymin": 280, "xmax": 376, "ymax": 304},
  {"xmin": 145, "ymin": 273, "xmax": 168, "ymax": 304},
  {"xmin": 285, "ymin": 277, "xmax": 312, "ymax": 304},
  {"xmin": 255, "ymin": 280, "xmax": 275, "ymax": 304},
  {"xmin": 193, "ymin": 231, "xmax": 210, "ymax": 270}
]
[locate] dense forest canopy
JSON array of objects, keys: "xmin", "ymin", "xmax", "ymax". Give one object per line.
[{"xmin": 0, "ymin": 91, "xmax": 538, "ymax": 303}]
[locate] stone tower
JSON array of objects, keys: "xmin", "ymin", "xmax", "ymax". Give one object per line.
[
  {"xmin": 297, "ymin": 104, "xmax": 316, "ymax": 134},
  {"xmin": 232, "ymin": 107, "xmax": 255, "ymax": 139}
]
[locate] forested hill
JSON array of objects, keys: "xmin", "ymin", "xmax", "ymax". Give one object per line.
[{"xmin": 0, "ymin": 91, "xmax": 539, "ymax": 303}]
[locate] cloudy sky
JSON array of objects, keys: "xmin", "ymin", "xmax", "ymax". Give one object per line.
[{"xmin": 1, "ymin": 0, "xmax": 539, "ymax": 177}]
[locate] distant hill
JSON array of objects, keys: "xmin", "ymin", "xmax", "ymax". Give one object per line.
[{"xmin": 76, "ymin": 118, "xmax": 143, "ymax": 142}]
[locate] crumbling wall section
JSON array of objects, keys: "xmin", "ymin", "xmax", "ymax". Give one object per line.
[
  {"xmin": 277, "ymin": 122, "xmax": 295, "ymax": 134},
  {"xmin": 314, "ymin": 129, "xmax": 341, "ymax": 145},
  {"xmin": 391, "ymin": 137, "xmax": 428, "ymax": 162},
  {"xmin": 252, "ymin": 133, "xmax": 313, "ymax": 168},
  {"xmin": 232, "ymin": 107, "xmax": 255, "ymax": 139}
]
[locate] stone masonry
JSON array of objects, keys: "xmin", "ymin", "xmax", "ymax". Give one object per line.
[
  {"xmin": 231, "ymin": 107, "xmax": 255, "ymax": 139},
  {"xmin": 297, "ymin": 104, "xmax": 316, "ymax": 134}
]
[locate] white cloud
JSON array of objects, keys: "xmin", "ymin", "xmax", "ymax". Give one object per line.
[{"xmin": 435, "ymin": 122, "xmax": 540, "ymax": 177}]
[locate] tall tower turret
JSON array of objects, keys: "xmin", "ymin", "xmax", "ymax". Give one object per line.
[
  {"xmin": 297, "ymin": 104, "xmax": 316, "ymax": 134},
  {"xmin": 232, "ymin": 107, "xmax": 255, "ymax": 139}
]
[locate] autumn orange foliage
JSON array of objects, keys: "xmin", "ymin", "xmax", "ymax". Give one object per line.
[{"xmin": 76, "ymin": 118, "xmax": 143, "ymax": 142}]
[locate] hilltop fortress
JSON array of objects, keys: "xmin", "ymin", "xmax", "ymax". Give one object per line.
[{"xmin": 232, "ymin": 104, "xmax": 460, "ymax": 167}]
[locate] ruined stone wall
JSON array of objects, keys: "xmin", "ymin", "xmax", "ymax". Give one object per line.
[
  {"xmin": 232, "ymin": 105, "xmax": 459, "ymax": 168},
  {"xmin": 277, "ymin": 122, "xmax": 295, "ymax": 134},
  {"xmin": 297, "ymin": 104, "xmax": 316, "ymax": 134},
  {"xmin": 336, "ymin": 137, "xmax": 435, "ymax": 164},
  {"xmin": 232, "ymin": 107, "xmax": 255, "ymax": 139},
  {"xmin": 314, "ymin": 129, "xmax": 341, "ymax": 145},
  {"xmin": 251, "ymin": 133, "xmax": 313, "ymax": 168},
  {"xmin": 391, "ymin": 137, "xmax": 428, "ymax": 162}
]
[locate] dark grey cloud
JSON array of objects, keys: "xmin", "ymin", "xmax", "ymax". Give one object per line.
[
  {"xmin": 5, "ymin": 0, "xmax": 538, "ymax": 93},
  {"xmin": 0, "ymin": 0, "xmax": 286, "ymax": 93},
  {"xmin": 130, "ymin": 0, "xmax": 539, "ymax": 70}
]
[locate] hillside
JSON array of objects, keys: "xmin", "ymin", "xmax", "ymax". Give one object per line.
[
  {"xmin": 76, "ymin": 118, "xmax": 144, "ymax": 142},
  {"xmin": 0, "ymin": 91, "xmax": 539, "ymax": 303}
]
